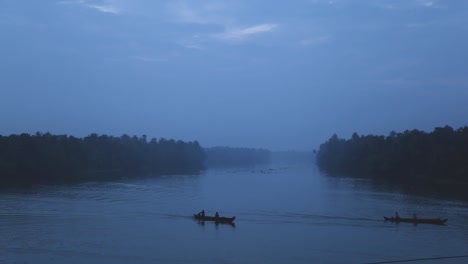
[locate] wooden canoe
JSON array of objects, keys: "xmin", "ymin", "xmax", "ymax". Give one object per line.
[
  {"xmin": 384, "ymin": 216, "xmax": 447, "ymax": 225},
  {"xmin": 193, "ymin": 214, "xmax": 236, "ymax": 223}
]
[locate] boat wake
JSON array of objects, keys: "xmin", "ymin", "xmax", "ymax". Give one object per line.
[{"xmin": 237, "ymin": 210, "xmax": 379, "ymax": 227}]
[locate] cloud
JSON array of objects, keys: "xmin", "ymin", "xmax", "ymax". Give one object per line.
[
  {"xmin": 417, "ymin": 0, "xmax": 435, "ymax": 8},
  {"xmin": 86, "ymin": 4, "xmax": 120, "ymax": 14},
  {"xmin": 170, "ymin": 3, "xmax": 208, "ymax": 24},
  {"xmin": 168, "ymin": 2, "xmax": 229, "ymax": 25},
  {"xmin": 58, "ymin": 0, "xmax": 120, "ymax": 14},
  {"xmin": 214, "ymin": 24, "xmax": 278, "ymax": 41},
  {"xmin": 166, "ymin": 2, "xmax": 279, "ymax": 45},
  {"xmin": 417, "ymin": 0, "xmax": 446, "ymax": 8},
  {"xmin": 304, "ymin": 0, "xmax": 449, "ymax": 10},
  {"xmin": 307, "ymin": 0, "xmax": 446, "ymax": 10},
  {"xmin": 376, "ymin": 0, "xmax": 445, "ymax": 9},
  {"xmin": 178, "ymin": 41, "xmax": 205, "ymax": 50}
]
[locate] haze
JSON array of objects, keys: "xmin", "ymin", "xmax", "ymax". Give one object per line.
[{"xmin": 1, "ymin": 0, "xmax": 467, "ymax": 151}]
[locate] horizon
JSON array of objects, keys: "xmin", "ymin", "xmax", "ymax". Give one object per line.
[
  {"xmin": 1, "ymin": 0, "xmax": 467, "ymax": 151},
  {"xmin": 1, "ymin": 124, "xmax": 464, "ymax": 153}
]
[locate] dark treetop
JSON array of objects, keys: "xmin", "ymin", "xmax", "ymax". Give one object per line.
[
  {"xmin": 0, "ymin": 133, "xmax": 205, "ymax": 187},
  {"xmin": 316, "ymin": 126, "xmax": 468, "ymax": 182}
]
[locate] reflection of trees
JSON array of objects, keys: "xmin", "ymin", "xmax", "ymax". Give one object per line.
[
  {"xmin": 317, "ymin": 126, "xmax": 468, "ymax": 182},
  {"xmin": 0, "ymin": 133, "xmax": 206, "ymax": 186}
]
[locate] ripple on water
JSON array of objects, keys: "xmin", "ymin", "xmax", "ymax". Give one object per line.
[{"xmin": 1, "ymin": 165, "xmax": 468, "ymax": 264}]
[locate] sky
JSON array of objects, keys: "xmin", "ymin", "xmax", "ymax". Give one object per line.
[{"xmin": 1, "ymin": 0, "xmax": 468, "ymax": 151}]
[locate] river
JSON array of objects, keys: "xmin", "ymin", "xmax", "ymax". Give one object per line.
[{"xmin": 1, "ymin": 163, "xmax": 467, "ymax": 263}]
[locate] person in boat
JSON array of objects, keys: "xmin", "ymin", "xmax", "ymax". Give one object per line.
[
  {"xmin": 198, "ymin": 210, "xmax": 205, "ymax": 217},
  {"xmin": 395, "ymin": 212, "xmax": 400, "ymax": 219},
  {"xmin": 215, "ymin": 212, "xmax": 219, "ymax": 218}
]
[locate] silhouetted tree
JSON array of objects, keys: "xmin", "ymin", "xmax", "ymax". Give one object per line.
[
  {"xmin": 0, "ymin": 133, "xmax": 206, "ymax": 187},
  {"xmin": 316, "ymin": 126, "xmax": 468, "ymax": 182}
]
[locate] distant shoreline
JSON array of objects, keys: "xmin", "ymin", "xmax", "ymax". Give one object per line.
[{"xmin": 0, "ymin": 133, "xmax": 272, "ymax": 187}]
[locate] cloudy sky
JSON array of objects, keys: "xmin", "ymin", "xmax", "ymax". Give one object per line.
[{"xmin": 1, "ymin": 0, "xmax": 467, "ymax": 150}]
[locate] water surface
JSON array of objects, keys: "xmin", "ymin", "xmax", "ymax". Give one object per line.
[{"xmin": 1, "ymin": 163, "xmax": 467, "ymax": 263}]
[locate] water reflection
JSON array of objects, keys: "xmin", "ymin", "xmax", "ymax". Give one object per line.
[
  {"xmin": 323, "ymin": 170, "xmax": 468, "ymax": 202},
  {"xmin": 215, "ymin": 221, "xmax": 235, "ymax": 228},
  {"xmin": 1, "ymin": 163, "xmax": 467, "ymax": 264},
  {"xmin": 196, "ymin": 220, "xmax": 236, "ymax": 228}
]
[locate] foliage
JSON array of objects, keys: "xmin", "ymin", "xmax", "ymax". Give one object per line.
[
  {"xmin": 316, "ymin": 126, "xmax": 468, "ymax": 181},
  {"xmin": 0, "ymin": 132, "xmax": 205, "ymax": 186}
]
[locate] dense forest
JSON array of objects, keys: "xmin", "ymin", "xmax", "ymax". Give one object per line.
[
  {"xmin": 204, "ymin": 146, "xmax": 271, "ymax": 167},
  {"xmin": 0, "ymin": 133, "xmax": 205, "ymax": 187},
  {"xmin": 316, "ymin": 126, "xmax": 468, "ymax": 182}
]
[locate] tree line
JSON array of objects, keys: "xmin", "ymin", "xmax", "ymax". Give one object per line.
[
  {"xmin": 316, "ymin": 126, "xmax": 468, "ymax": 182},
  {"xmin": 0, "ymin": 132, "xmax": 205, "ymax": 186}
]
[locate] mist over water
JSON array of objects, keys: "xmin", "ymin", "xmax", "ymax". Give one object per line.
[
  {"xmin": 2, "ymin": 1, "xmax": 468, "ymax": 263},
  {"xmin": 1, "ymin": 163, "xmax": 467, "ymax": 264}
]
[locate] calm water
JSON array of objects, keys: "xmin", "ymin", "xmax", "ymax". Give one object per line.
[{"xmin": 1, "ymin": 163, "xmax": 467, "ymax": 264}]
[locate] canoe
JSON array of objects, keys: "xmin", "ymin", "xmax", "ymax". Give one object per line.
[
  {"xmin": 193, "ymin": 214, "xmax": 236, "ymax": 223},
  {"xmin": 384, "ymin": 216, "xmax": 447, "ymax": 225}
]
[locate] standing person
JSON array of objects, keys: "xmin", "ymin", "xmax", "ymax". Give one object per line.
[
  {"xmin": 198, "ymin": 210, "xmax": 205, "ymax": 217},
  {"xmin": 395, "ymin": 212, "xmax": 400, "ymax": 219},
  {"xmin": 215, "ymin": 212, "xmax": 219, "ymax": 218}
]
